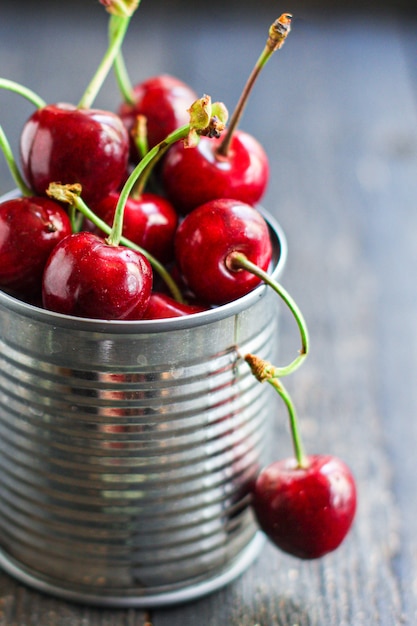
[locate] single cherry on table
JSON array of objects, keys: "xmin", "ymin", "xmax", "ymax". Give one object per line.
[
  {"xmin": 245, "ymin": 352, "xmax": 357, "ymax": 561},
  {"xmin": 252, "ymin": 454, "xmax": 357, "ymax": 559}
]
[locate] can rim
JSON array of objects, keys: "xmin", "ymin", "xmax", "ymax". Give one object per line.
[{"xmin": 0, "ymin": 190, "xmax": 287, "ymax": 334}]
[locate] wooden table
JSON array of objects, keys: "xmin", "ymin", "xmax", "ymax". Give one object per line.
[{"xmin": 1, "ymin": 2, "xmax": 417, "ymax": 623}]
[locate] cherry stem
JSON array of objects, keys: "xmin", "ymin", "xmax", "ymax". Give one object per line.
[
  {"xmin": 129, "ymin": 116, "xmax": 156, "ymax": 199},
  {"xmin": 77, "ymin": 14, "xmax": 133, "ymax": 109},
  {"xmin": 130, "ymin": 144, "xmax": 170, "ymax": 200},
  {"xmin": 269, "ymin": 378, "xmax": 309, "ymax": 468},
  {"xmin": 132, "ymin": 115, "xmax": 149, "ymax": 160},
  {"xmin": 228, "ymin": 251, "xmax": 309, "ymax": 376},
  {"xmin": 107, "ymin": 124, "xmax": 191, "ymax": 247},
  {"xmin": 0, "ymin": 124, "xmax": 32, "ymax": 196},
  {"xmin": 46, "ymin": 183, "xmax": 184, "ymax": 303},
  {"xmin": 245, "ymin": 353, "xmax": 309, "ymax": 469},
  {"xmin": 0, "ymin": 78, "xmax": 46, "ymax": 109},
  {"xmin": 109, "ymin": 9, "xmax": 136, "ymax": 106},
  {"xmin": 216, "ymin": 13, "xmax": 292, "ymax": 158},
  {"xmin": 114, "ymin": 50, "xmax": 135, "ymax": 105}
]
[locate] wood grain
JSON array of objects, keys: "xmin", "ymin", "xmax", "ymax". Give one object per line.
[{"xmin": 1, "ymin": 3, "xmax": 417, "ymax": 624}]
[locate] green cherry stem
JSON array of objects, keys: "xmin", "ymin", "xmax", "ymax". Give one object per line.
[
  {"xmin": 77, "ymin": 11, "xmax": 135, "ymax": 109},
  {"xmin": 109, "ymin": 15, "xmax": 136, "ymax": 105},
  {"xmin": 228, "ymin": 251, "xmax": 309, "ymax": 376},
  {"xmin": 106, "ymin": 124, "xmax": 190, "ymax": 248},
  {"xmin": 131, "ymin": 115, "xmax": 149, "ymax": 160},
  {"xmin": 0, "ymin": 124, "xmax": 32, "ymax": 196},
  {"xmin": 113, "ymin": 49, "xmax": 135, "ymax": 105},
  {"xmin": 46, "ymin": 182, "xmax": 183, "ymax": 303},
  {"xmin": 0, "ymin": 78, "xmax": 46, "ymax": 109},
  {"xmin": 245, "ymin": 353, "xmax": 309, "ymax": 468},
  {"xmin": 129, "ymin": 116, "xmax": 158, "ymax": 199},
  {"xmin": 216, "ymin": 13, "xmax": 292, "ymax": 158}
]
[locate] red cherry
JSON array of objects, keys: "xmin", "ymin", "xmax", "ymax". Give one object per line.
[
  {"xmin": 252, "ymin": 454, "xmax": 357, "ymax": 559},
  {"xmin": 161, "ymin": 130, "xmax": 269, "ymax": 215},
  {"xmin": 118, "ymin": 74, "xmax": 198, "ymax": 156},
  {"xmin": 42, "ymin": 232, "xmax": 152, "ymax": 320},
  {"xmin": 174, "ymin": 199, "xmax": 272, "ymax": 305},
  {"xmin": 142, "ymin": 292, "xmax": 208, "ymax": 319},
  {"xmin": 0, "ymin": 196, "xmax": 72, "ymax": 299},
  {"xmin": 91, "ymin": 191, "xmax": 178, "ymax": 265},
  {"xmin": 20, "ymin": 103, "xmax": 129, "ymax": 204},
  {"xmin": 159, "ymin": 14, "xmax": 293, "ymax": 216}
]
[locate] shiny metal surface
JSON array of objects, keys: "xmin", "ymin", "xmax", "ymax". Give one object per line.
[{"xmin": 0, "ymin": 205, "xmax": 286, "ymax": 606}]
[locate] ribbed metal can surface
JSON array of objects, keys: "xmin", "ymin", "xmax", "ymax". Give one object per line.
[{"xmin": 0, "ymin": 209, "xmax": 286, "ymax": 607}]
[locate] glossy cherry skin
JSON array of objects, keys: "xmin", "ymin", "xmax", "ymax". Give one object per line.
[
  {"xmin": 20, "ymin": 103, "xmax": 129, "ymax": 204},
  {"xmin": 42, "ymin": 232, "xmax": 153, "ymax": 320},
  {"xmin": 161, "ymin": 130, "xmax": 269, "ymax": 215},
  {"xmin": 174, "ymin": 199, "xmax": 272, "ymax": 305},
  {"xmin": 252, "ymin": 454, "xmax": 357, "ymax": 559},
  {"xmin": 91, "ymin": 191, "xmax": 178, "ymax": 265},
  {"xmin": 118, "ymin": 74, "xmax": 198, "ymax": 157},
  {"xmin": 0, "ymin": 196, "xmax": 72, "ymax": 300},
  {"xmin": 142, "ymin": 292, "xmax": 208, "ymax": 319}
]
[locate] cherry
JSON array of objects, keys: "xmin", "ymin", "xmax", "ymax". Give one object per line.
[
  {"xmin": 142, "ymin": 292, "xmax": 208, "ymax": 319},
  {"xmin": 5, "ymin": 2, "xmax": 141, "ymax": 205},
  {"xmin": 20, "ymin": 104, "xmax": 129, "ymax": 204},
  {"xmin": 117, "ymin": 74, "xmax": 198, "ymax": 157},
  {"xmin": 90, "ymin": 190, "xmax": 178, "ymax": 265},
  {"xmin": 160, "ymin": 14, "xmax": 292, "ymax": 214},
  {"xmin": 174, "ymin": 198, "xmax": 272, "ymax": 305},
  {"xmin": 161, "ymin": 130, "xmax": 269, "ymax": 215},
  {"xmin": 245, "ymin": 354, "xmax": 356, "ymax": 560},
  {"xmin": 42, "ymin": 231, "xmax": 153, "ymax": 320},
  {"xmin": 0, "ymin": 196, "xmax": 72, "ymax": 300},
  {"xmin": 252, "ymin": 454, "xmax": 357, "ymax": 559}
]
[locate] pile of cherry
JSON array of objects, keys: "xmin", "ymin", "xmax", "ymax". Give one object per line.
[
  {"xmin": 0, "ymin": 1, "xmax": 357, "ymax": 561},
  {"xmin": 0, "ymin": 53, "xmax": 275, "ymax": 318},
  {"xmin": 1, "ymin": 76, "xmax": 276, "ymax": 319}
]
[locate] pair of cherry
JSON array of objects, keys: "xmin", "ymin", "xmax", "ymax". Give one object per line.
[{"xmin": 0, "ymin": 2, "xmax": 356, "ymax": 561}]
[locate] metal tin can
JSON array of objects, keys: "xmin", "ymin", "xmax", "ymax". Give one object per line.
[{"xmin": 0, "ymin": 202, "xmax": 286, "ymax": 607}]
